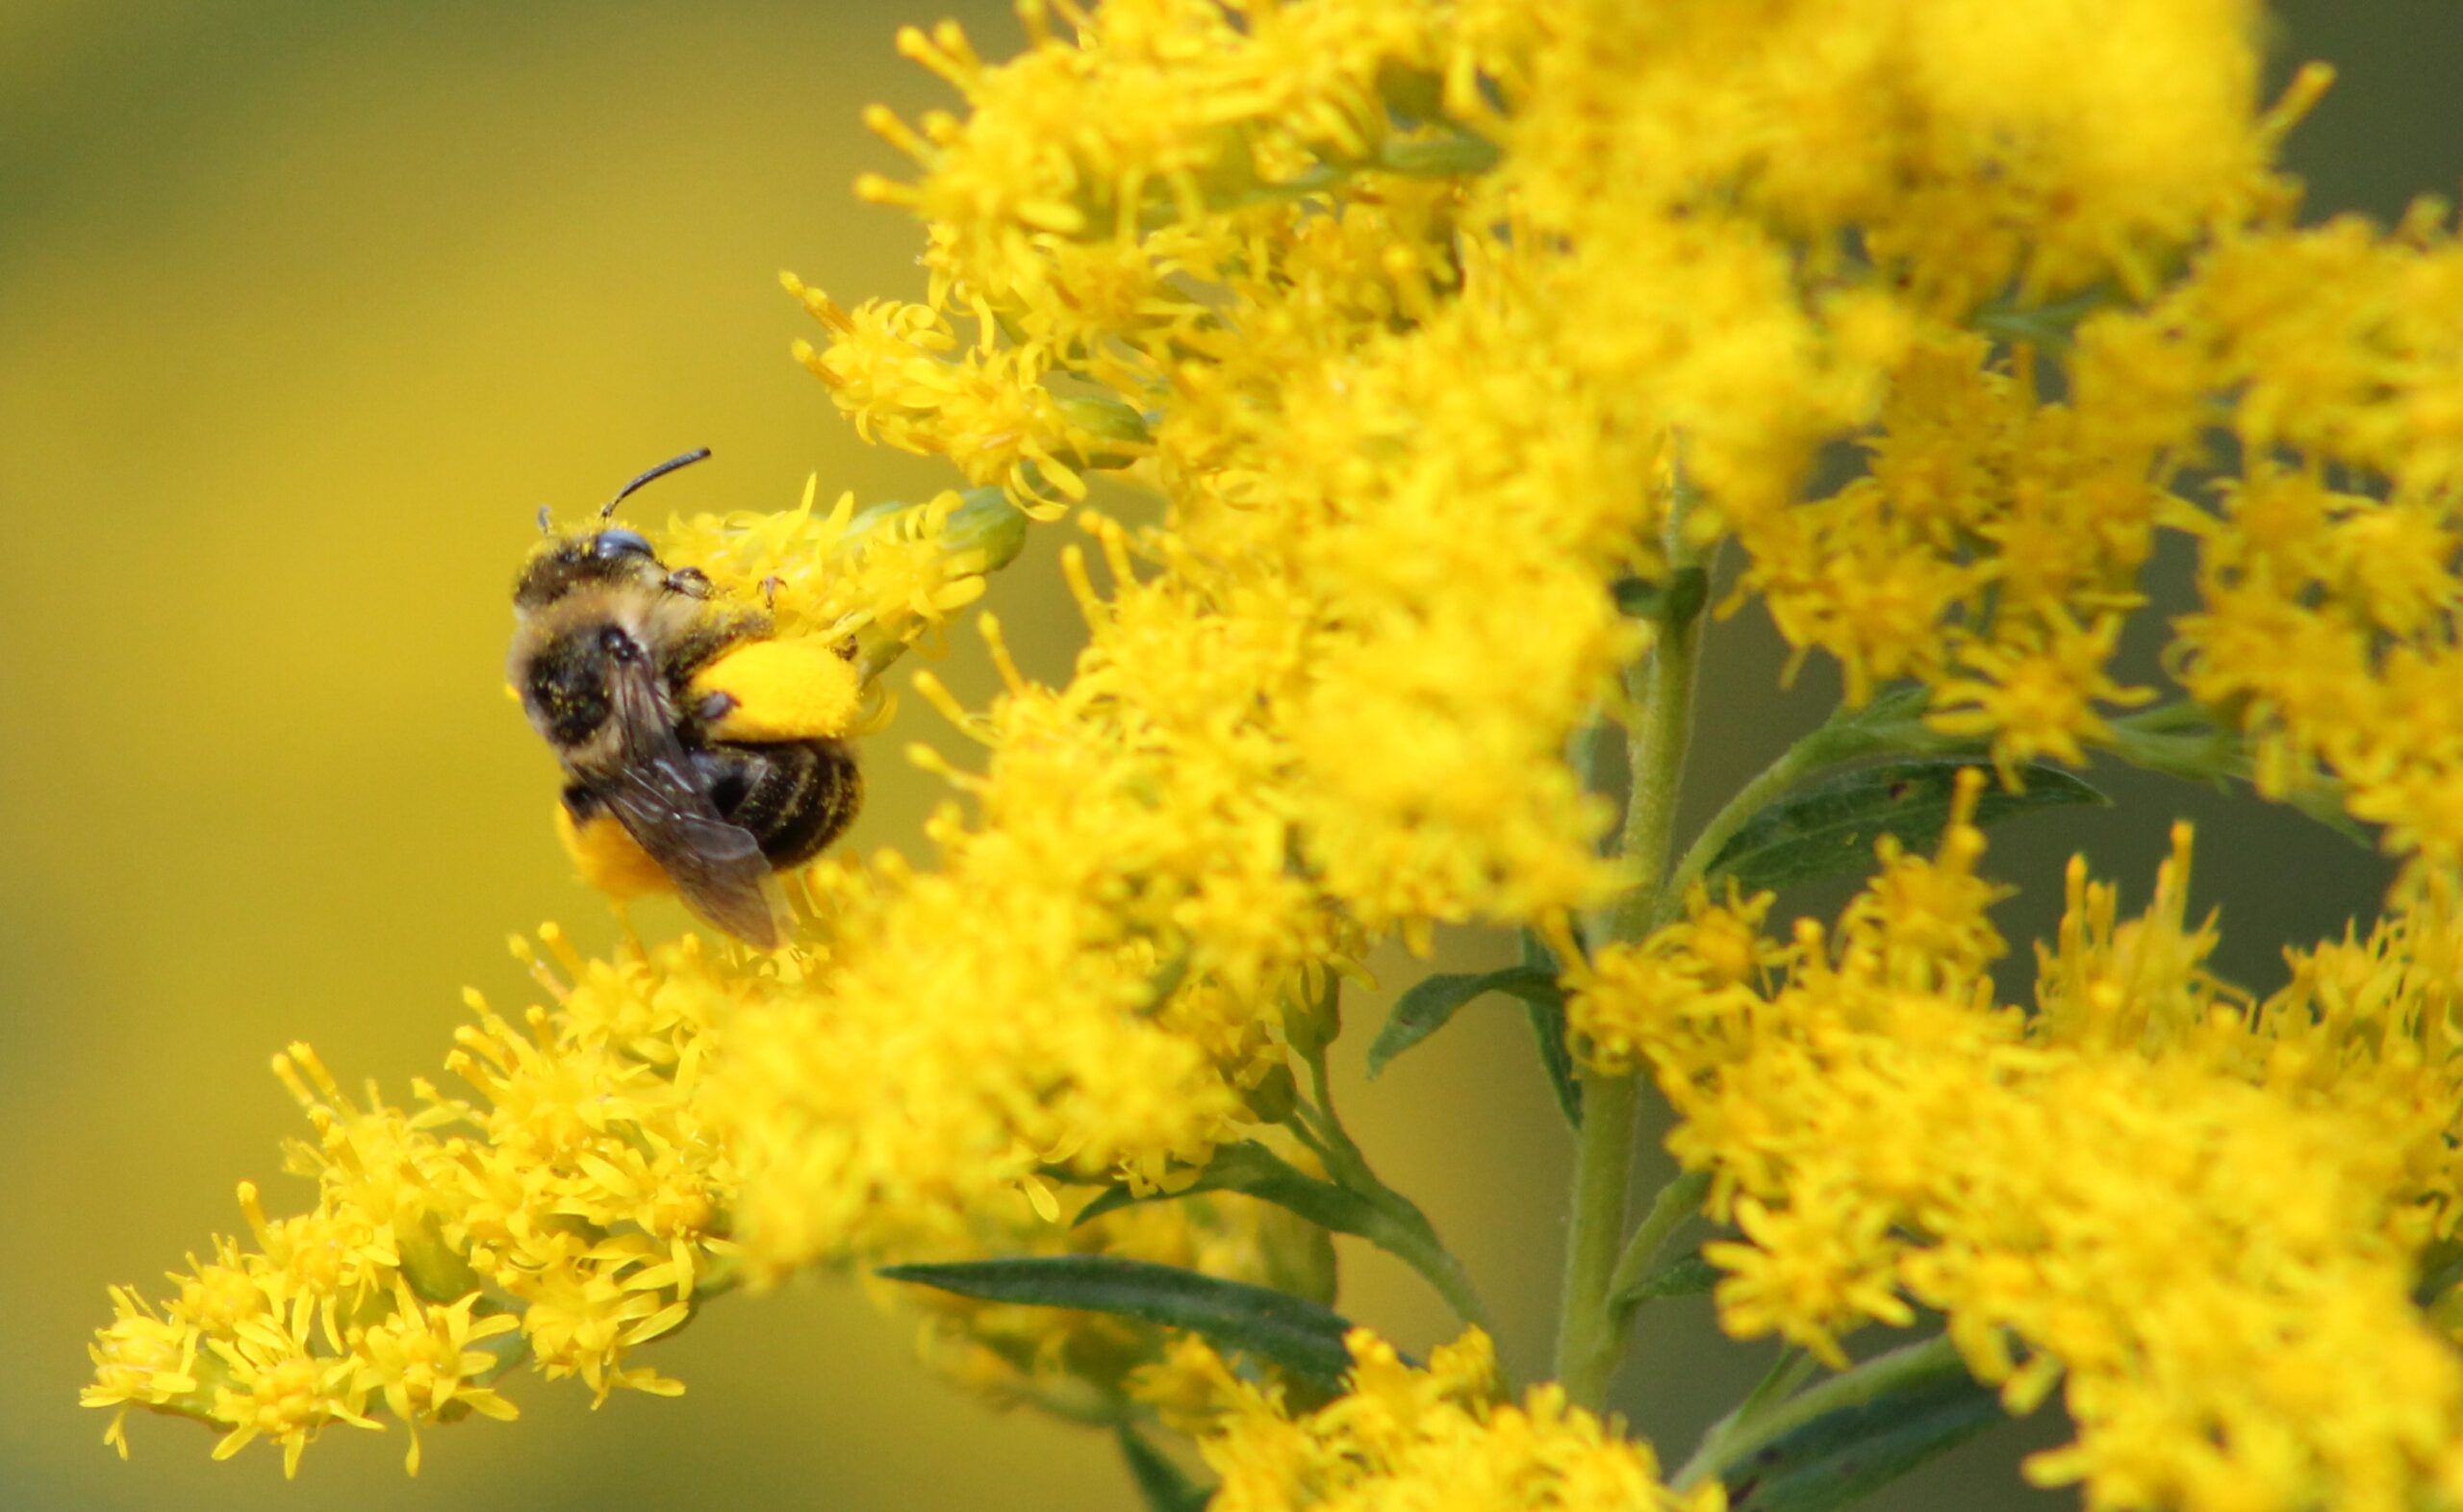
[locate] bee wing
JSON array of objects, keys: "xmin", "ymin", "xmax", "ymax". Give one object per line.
[{"xmin": 591, "ymin": 660, "xmax": 786, "ymax": 949}]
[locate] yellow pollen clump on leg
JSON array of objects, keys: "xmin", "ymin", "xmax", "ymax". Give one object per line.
[{"xmin": 689, "ymin": 635, "xmax": 863, "ymax": 742}]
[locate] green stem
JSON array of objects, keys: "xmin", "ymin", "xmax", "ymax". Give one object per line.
[
  {"xmin": 1554, "ymin": 508, "xmax": 1709, "ymax": 1410},
  {"xmin": 2108, "ymin": 707, "xmax": 2366, "ymax": 841},
  {"xmin": 1282, "ymin": 1108, "xmax": 1337, "ymax": 1167},
  {"xmin": 1553, "ymin": 1070, "xmax": 1644, "ymax": 1409},
  {"xmin": 1349, "ymin": 1194, "xmax": 1491, "ymax": 1332},
  {"xmin": 1672, "ymin": 1334, "xmax": 1969, "ymax": 1492},
  {"xmin": 1735, "ymin": 1346, "xmax": 1817, "ymax": 1424},
  {"xmin": 1299, "ymin": 1046, "xmax": 1374, "ymax": 1192},
  {"xmin": 2112, "ymin": 698, "xmax": 2213, "ymax": 735},
  {"xmin": 1654, "ymin": 721, "xmax": 1846, "ymax": 927},
  {"xmin": 1601, "ymin": 590, "xmax": 1708, "ymax": 944},
  {"xmin": 1650, "ymin": 681, "xmax": 2042, "ymax": 923},
  {"xmin": 1684, "ymin": 1343, "xmax": 1816, "ymax": 1474},
  {"xmin": 1601, "ymin": 1168, "xmax": 1712, "ymax": 1318},
  {"xmin": 1292, "ymin": 998, "xmax": 1492, "ymax": 1330}
]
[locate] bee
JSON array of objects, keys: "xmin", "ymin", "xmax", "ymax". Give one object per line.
[{"xmin": 509, "ymin": 448, "xmax": 861, "ymax": 948}]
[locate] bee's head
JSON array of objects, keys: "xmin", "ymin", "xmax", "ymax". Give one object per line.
[
  {"xmin": 513, "ymin": 447, "xmax": 712, "ymax": 612},
  {"xmin": 513, "ymin": 527, "xmax": 667, "ymax": 611}
]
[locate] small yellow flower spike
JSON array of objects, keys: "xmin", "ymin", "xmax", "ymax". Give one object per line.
[
  {"xmin": 1604, "ymin": 810, "xmax": 2463, "ymax": 1509},
  {"xmin": 85, "ymin": 936, "xmax": 758, "ymax": 1473},
  {"xmin": 83, "ymin": 1289, "xmax": 202, "ymax": 1460},
  {"xmin": 652, "ymin": 474, "xmax": 1027, "ymax": 666},
  {"xmin": 1134, "ymin": 1327, "xmax": 1716, "ymax": 1512}
]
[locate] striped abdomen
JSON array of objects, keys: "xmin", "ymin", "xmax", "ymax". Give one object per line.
[{"xmin": 696, "ymin": 738, "xmax": 862, "ymax": 868}]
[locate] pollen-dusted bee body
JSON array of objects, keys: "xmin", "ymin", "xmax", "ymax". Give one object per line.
[{"xmin": 508, "ymin": 452, "xmax": 862, "ymax": 948}]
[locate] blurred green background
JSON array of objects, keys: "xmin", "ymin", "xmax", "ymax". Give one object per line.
[{"xmin": 2, "ymin": 3, "xmax": 2456, "ymax": 1507}]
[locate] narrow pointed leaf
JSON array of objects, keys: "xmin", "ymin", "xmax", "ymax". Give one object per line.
[
  {"xmin": 1523, "ymin": 995, "xmax": 1584, "ymax": 1129},
  {"xmin": 1705, "ymin": 759, "xmax": 2103, "ymax": 894},
  {"xmin": 1520, "ymin": 930, "xmax": 1583, "ymax": 1128},
  {"xmin": 1118, "ymin": 1424, "xmax": 1212, "ymax": 1512},
  {"xmin": 1616, "ymin": 1249, "xmax": 1719, "ymax": 1304},
  {"xmin": 878, "ymin": 1256, "xmax": 1358, "ymax": 1391},
  {"xmin": 1074, "ymin": 1142, "xmax": 1390, "ymax": 1244},
  {"xmin": 1368, "ymin": 966, "xmax": 1564, "ymax": 1077},
  {"xmin": 1723, "ymin": 1366, "xmax": 2003, "ymax": 1512}
]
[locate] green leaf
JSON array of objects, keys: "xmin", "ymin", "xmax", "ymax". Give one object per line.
[
  {"xmin": 1368, "ymin": 966, "xmax": 1564, "ymax": 1078},
  {"xmin": 1522, "ymin": 995, "xmax": 1585, "ymax": 1130},
  {"xmin": 1074, "ymin": 1143, "xmax": 1479, "ymax": 1326},
  {"xmin": 1520, "ymin": 929, "xmax": 1583, "ymax": 1129},
  {"xmin": 1621, "ymin": 1249, "xmax": 1719, "ymax": 1303},
  {"xmin": 877, "ymin": 1256, "xmax": 1360, "ymax": 1392},
  {"xmin": 1074, "ymin": 1142, "xmax": 1386, "ymax": 1242},
  {"xmin": 1705, "ymin": 759, "xmax": 2104, "ymax": 894},
  {"xmin": 1723, "ymin": 1365, "xmax": 2003, "ymax": 1512},
  {"xmin": 2414, "ymin": 1238, "xmax": 2463, "ymax": 1307},
  {"xmin": 1118, "ymin": 1425, "xmax": 1212, "ymax": 1512}
]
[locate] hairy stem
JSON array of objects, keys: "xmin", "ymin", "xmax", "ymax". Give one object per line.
[
  {"xmin": 1553, "ymin": 1071, "xmax": 1644, "ymax": 1408},
  {"xmin": 1601, "ymin": 1167, "xmax": 1712, "ymax": 1319},
  {"xmin": 1553, "ymin": 506, "xmax": 1708, "ymax": 1410},
  {"xmin": 1653, "ymin": 722, "xmax": 1842, "ymax": 925},
  {"xmin": 1672, "ymin": 1334, "xmax": 1969, "ymax": 1492},
  {"xmin": 1350, "ymin": 1194, "xmax": 1492, "ymax": 1332},
  {"xmin": 1292, "ymin": 992, "xmax": 1492, "ymax": 1330},
  {"xmin": 1652, "ymin": 684, "xmax": 1997, "ymax": 922}
]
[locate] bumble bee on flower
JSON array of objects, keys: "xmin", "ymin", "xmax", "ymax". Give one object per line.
[{"xmin": 509, "ymin": 449, "xmax": 867, "ymax": 947}]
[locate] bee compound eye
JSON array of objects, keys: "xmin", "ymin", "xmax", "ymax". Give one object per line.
[{"xmin": 593, "ymin": 528, "xmax": 655, "ymax": 560}]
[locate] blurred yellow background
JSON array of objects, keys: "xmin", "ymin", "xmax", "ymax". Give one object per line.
[{"xmin": 1, "ymin": 3, "xmax": 2453, "ymax": 1508}]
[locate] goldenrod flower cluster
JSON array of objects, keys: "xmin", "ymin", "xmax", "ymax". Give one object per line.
[
  {"xmin": 86, "ymin": 917, "xmax": 1317, "ymax": 1473},
  {"xmin": 792, "ymin": 0, "xmax": 2463, "ymax": 868},
  {"xmin": 655, "ymin": 477, "xmax": 1028, "ymax": 684},
  {"xmin": 1138, "ymin": 1328, "xmax": 1715, "ymax": 1512},
  {"xmin": 84, "ymin": 932, "xmax": 728, "ymax": 1474},
  {"xmin": 88, "ymin": 2, "xmax": 2463, "ymax": 1507},
  {"xmin": 1573, "ymin": 806, "xmax": 2463, "ymax": 1511}
]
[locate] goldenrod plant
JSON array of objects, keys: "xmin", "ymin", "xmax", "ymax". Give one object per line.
[{"xmin": 86, "ymin": 3, "xmax": 2463, "ymax": 1508}]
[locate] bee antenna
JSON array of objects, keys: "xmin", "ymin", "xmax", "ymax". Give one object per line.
[
  {"xmin": 536, "ymin": 504, "xmax": 553, "ymax": 537},
  {"xmin": 601, "ymin": 447, "xmax": 713, "ymax": 520}
]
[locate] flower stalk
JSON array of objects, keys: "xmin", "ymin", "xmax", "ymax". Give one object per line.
[
  {"xmin": 1556, "ymin": 504, "xmax": 1710, "ymax": 1410},
  {"xmin": 1672, "ymin": 1335, "xmax": 1970, "ymax": 1492},
  {"xmin": 1291, "ymin": 986, "xmax": 1490, "ymax": 1330}
]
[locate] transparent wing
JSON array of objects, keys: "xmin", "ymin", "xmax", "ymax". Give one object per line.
[{"xmin": 587, "ymin": 658, "xmax": 785, "ymax": 948}]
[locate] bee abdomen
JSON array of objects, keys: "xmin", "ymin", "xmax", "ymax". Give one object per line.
[{"xmin": 705, "ymin": 739, "xmax": 862, "ymax": 869}]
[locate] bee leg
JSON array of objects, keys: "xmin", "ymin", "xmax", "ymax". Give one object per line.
[
  {"xmin": 664, "ymin": 566, "xmax": 713, "ymax": 598},
  {"xmin": 760, "ymin": 574, "xmax": 784, "ymax": 609}
]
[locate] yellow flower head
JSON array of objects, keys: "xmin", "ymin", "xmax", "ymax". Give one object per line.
[
  {"xmin": 1613, "ymin": 811, "xmax": 2463, "ymax": 1509},
  {"xmin": 1136, "ymin": 1327, "xmax": 1714, "ymax": 1512}
]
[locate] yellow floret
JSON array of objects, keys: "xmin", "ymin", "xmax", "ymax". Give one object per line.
[{"xmin": 689, "ymin": 636, "xmax": 862, "ymax": 743}]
